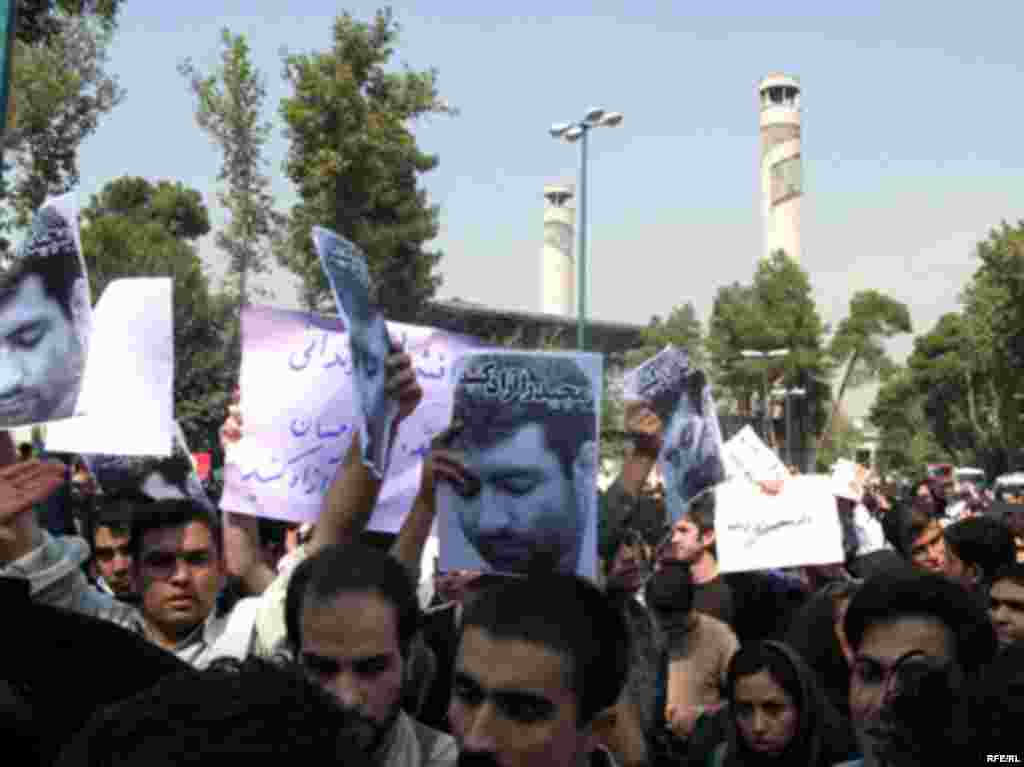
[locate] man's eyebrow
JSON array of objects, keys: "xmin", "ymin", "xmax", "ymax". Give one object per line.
[{"xmin": 452, "ymin": 671, "xmax": 554, "ymax": 707}]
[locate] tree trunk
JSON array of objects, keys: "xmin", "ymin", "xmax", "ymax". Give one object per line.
[{"xmin": 819, "ymin": 351, "xmax": 858, "ymax": 449}]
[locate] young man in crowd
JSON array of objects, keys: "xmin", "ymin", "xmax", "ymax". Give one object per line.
[
  {"xmin": 660, "ymin": 488, "xmax": 734, "ymax": 626},
  {"xmin": 284, "ymin": 542, "xmax": 457, "ymax": 767},
  {"xmin": 987, "ymin": 563, "xmax": 1024, "ymax": 648},
  {"xmin": 884, "ymin": 497, "xmax": 947, "ymax": 574},
  {"xmin": 840, "ymin": 571, "xmax": 998, "ymax": 767},
  {"xmin": 449, "ymin": 573, "xmax": 631, "ymax": 767},
  {"xmin": 943, "ymin": 515, "xmax": 1016, "ymax": 590},
  {"xmin": 86, "ymin": 494, "xmax": 144, "ymax": 602}
]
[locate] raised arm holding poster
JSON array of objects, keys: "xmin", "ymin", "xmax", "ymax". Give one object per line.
[
  {"xmin": 0, "ymin": 193, "xmax": 92, "ymax": 427},
  {"xmin": 220, "ymin": 304, "xmax": 482, "ymax": 530},
  {"xmin": 312, "ymin": 227, "xmax": 397, "ymax": 479},
  {"xmin": 623, "ymin": 346, "xmax": 725, "ymax": 521},
  {"xmin": 436, "ymin": 351, "xmax": 602, "ymax": 580}
]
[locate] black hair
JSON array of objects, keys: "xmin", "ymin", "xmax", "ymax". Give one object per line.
[
  {"xmin": 128, "ymin": 499, "xmax": 222, "ymax": 564},
  {"xmin": 989, "ymin": 562, "xmax": 1024, "ymax": 590},
  {"xmin": 459, "ymin": 573, "xmax": 630, "ymax": 726},
  {"xmin": 882, "ymin": 497, "xmax": 937, "ymax": 559},
  {"xmin": 944, "ymin": 516, "xmax": 1016, "ymax": 581},
  {"xmin": 843, "ymin": 572, "xmax": 998, "ymax": 676},
  {"xmin": 285, "ymin": 543, "xmax": 420, "ymax": 659},
  {"xmin": 53, "ymin": 657, "xmax": 372, "ymax": 767},
  {"xmin": 1, "ymin": 205, "xmax": 83, "ymax": 321},
  {"xmin": 966, "ymin": 642, "xmax": 1024, "ymax": 754},
  {"xmin": 17, "ymin": 443, "xmax": 33, "ymax": 459},
  {"xmin": 88, "ymin": 491, "xmax": 153, "ymax": 548},
  {"xmin": 452, "ymin": 353, "xmax": 596, "ymax": 479},
  {"xmin": 685, "ymin": 488, "xmax": 718, "ymax": 558}
]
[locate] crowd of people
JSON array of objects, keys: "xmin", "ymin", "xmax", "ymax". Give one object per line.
[{"xmin": 1, "ymin": 348, "xmax": 1023, "ymax": 766}]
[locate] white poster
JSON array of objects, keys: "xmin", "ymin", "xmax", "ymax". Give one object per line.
[
  {"xmin": 721, "ymin": 425, "xmax": 790, "ymax": 483},
  {"xmin": 313, "ymin": 227, "xmax": 397, "ymax": 479},
  {"xmin": 220, "ymin": 305, "xmax": 482, "ymax": 531},
  {"xmin": 0, "ymin": 193, "xmax": 92, "ymax": 427},
  {"xmin": 44, "ymin": 278, "xmax": 174, "ymax": 456},
  {"xmin": 715, "ymin": 474, "xmax": 845, "ymax": 573},
  {"xmin": 437, "ymin": 350, "xmax": 602, "ymax": 581}
]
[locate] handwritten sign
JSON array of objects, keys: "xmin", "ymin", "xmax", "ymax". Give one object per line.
[
  {"xmin": 44, "ymin": 277, "xmax": 174, "ymax": 456},
  {"xmin": 438, "ymin": 350, "xmax": 602, "ymax": 581},
  {"xmin": 313, "ymin": 227, "xmax": 398, "ymax": 480},
  {"xmin": 831, "ymin": 459, "xmax": 867, "ymax": 502},
  {"xmin": 220, "ymin": 305, "xmax": 482, "ymax": 531},
  {"xmin": 721, "ymin": 425, "xmax": 790, "ymax": 483},
  {"xmin": 715, "ymin": 475, "xmax": 845, "ymax": 573}
]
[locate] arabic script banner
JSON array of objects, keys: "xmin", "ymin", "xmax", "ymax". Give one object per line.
[{"xmin": 221, "ymin": 305, "xmax": 482, "ymax": 531}]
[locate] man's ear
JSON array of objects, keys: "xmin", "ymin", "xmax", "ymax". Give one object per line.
[{"xmin": 700, "ymin": 527, "xmax": 716, "ymax": 549}]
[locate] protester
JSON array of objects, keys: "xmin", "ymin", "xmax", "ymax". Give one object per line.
[
  {"xmin": 987, "ymin": 563, "xmax": 1024, "ymax": 648},
  {"xmin": 284, "ymin": 542, "xmax": 457, "ymax": 766},
  {"xmin": 86, "ymin": 494, "xmax": 142, "ymax": 601},
  {"xmin": 708, "ymin": 640, "xmax": 858, "ymax": 767},
  {"xmin": 658, "ymin": 487, "xmax": 735, "ymax": 626},
  {"xmin": 841, "ymin": 571, "xmax": 998, "ymax": 767},
  {"xmin": 881, "ymin": 497, "xmax": 947, "ymax": 574},
  {"xmin": 646, "ymin": 559, "xmax": 738, "ymax": 743},
  {"xmin": 943, "ymin": 515, "xmax": 1016, "ymax": 589},
  {"xmin": 55, "ymin": 657, "xmax": 372, "ymax": 767},
  {"xmin": 449, "ymin": 572, "xmax": 630, "ymax": 767}
]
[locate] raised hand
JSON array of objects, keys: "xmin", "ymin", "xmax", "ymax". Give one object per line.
[{"xmin": 0, "ymin": 461, "xmax": 67, "ymax": 527}]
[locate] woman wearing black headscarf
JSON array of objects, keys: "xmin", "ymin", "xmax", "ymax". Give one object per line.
[{"xmin": 709, "ymin": 640, "xmax": 858, "ymax": 767}]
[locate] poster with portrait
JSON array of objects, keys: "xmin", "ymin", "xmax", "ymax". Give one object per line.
[
  {"xmin": 623, "ymin": 346, "xmax": 725, "ymax": 521},
  {"xmin": 84, "ymin": 421, "xmax": 215, "ymax": 512},
  {"xmin": 0, "ymin": 193, "xmax": 92, "ymax": 428},
  {"xmin": 437, "ymin": 350, "xmax": 603, "ymax": 581},
  {"xmin": 721, "ymin": 425, "xmax": 790, "ymax": 483},
  {"xmin": 313, "ymin": 227, "xmax": 398, "ymax": 480}
]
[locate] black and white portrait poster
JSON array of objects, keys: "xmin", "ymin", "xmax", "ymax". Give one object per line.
[
  {"xmin": 623, "ymin": 346, "xmax": 725, "ymax": 522},
  {"xmin": 0, "ymin": 193, "xmax": 91, "ymax": 427},
  {"xmin": 437, "ymin": 350, "xmax": 602, "ymax": 581},
  {"xmin": 313, "ymin": 227, "xmax": 398, "ymax": 480}
]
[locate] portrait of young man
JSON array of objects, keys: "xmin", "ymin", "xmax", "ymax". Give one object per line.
[
  {"xmin": 314, "ymin": 228, "xmax": 393, "ymax": 474},
  {"xmin": 0, "ymin": 197, "xmax": 91, "ymax": 427},
  {"xmin": 438, "ymin": 353, "xmax": 599, "ymax": 578}
]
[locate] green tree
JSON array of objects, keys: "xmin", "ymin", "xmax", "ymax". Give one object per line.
[
  {"xmin": 707, "ymin": 252, "xmax": 832, "ymax": 447},
  {"xmin": 2, "ymin": 11, "xmax": 124, "ymax": 239},
  {"xmin": 80, "ymin": 177, "xmax": 234, "ymax": 450},
  {"xmin": 822, "ymin": 289, "xmax": 912, "ymax": 448},
  {"xmin": 624, "ymin": 301, "xmax": 705, "ymax": 370},
  {"xmin": 15, "ymin": 1, "xmax": 122, "ymax": 46},
  {"xmin": 277, "ymin": 7, "xmax": 455, "ymax": 321},
  {"xmin": 179, "ymin": 29, "xmax": 282, "ymax": 315},
  {"xmin": 870, "ymin": 365, "xmax": 946, "ymax": 476}
]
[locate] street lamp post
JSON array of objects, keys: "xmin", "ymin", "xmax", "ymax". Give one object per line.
[
  {"xmin": 773, "ymin": 386, "xmax": 807, "ymax": 468},
  {"xmin": 550, "ymin": 108, "xmax": 623, "ymax": 350},
  {"xmin": 741, "ymin": 348, "xmax": 790, "ymax": 448}
]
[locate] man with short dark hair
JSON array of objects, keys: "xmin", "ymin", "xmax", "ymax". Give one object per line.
[
  {"xmin": 285, "ymin": 542, "xmax": 457, "ymax": 767},
  {"xmin": 87, "ymin": 497, "xmax": 139, "ymax": 601},
  {"xmin": 840, "ymin": 571, "xmax": 998, "ymax": 766},
  {"xmin": 884, "ymin": 498, "xmax": 947, "ymax": 574},
  {"xmin": 450, "ymin": 573, "xmax": 630, "ymax": 767},
  {"xmin": 987, "ymin": 563, "xmax": 1024, "ymax": 648},
  {"xmin": 0, "ymin": 201, "xmax": 90, "ymax": 426},
  {"xmin": 445, "ymin": 353, "xmax": 597, "ymax": 575},
  {"xmin": 944, "ymin": 515, "xmax": 1016, "ymax": 589},
  {"xmin": 56, "ymin": 657, "xmax": 372, "ymax": 767}
]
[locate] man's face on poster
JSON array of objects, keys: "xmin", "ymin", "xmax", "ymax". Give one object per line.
[
  {"xmin": 0, "ymin": 273, "xmax": 84, "ymax": 424},
  {"xmin": 349, "ymin": 313, "xmax": 387, "ymax": 426},
  {"xmin": 452, "ymin": 423, "xmax": 581, "ymax": 574}
]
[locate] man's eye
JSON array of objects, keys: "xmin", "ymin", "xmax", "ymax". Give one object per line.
[
  {"xmin": 495, "ymin": 476, "xmax": 538, "ymax": 496},
  {"xmin": 354, "ymin": 658, "xmax": 390, "ymax": 677},
  {"xmin": 10, "ymin": 325, "xmax": 45, "ymax": 349},
  {"xmin": 453, "ymin": 681, "xmax": 484, "ymax": 706},
  {"xmin": 142, "ymin": 553, "xmax": 175, "ymax": 570},
  {"xmin": 854, "ymin": 663, "xmax": 884, "ymax": 684},
  {"xmin": 499, "ymin": 699, "xmax": 551, "ymax": 724}
]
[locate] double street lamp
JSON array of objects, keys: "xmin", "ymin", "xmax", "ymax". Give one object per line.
[
  {"xmin": 740, "ymin": 348, "xmax": 790, "ymax": 447},
  {"xmin": 549, "ymin": 108, "xmax": 624, "ymax": 350}
]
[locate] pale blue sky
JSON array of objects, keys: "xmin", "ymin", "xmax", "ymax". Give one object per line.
[{"xmin": 75, "ymin": 0, "xmax": 1024, "ymax": 396}]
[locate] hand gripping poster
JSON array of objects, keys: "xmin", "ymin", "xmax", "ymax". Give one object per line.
[
  {"xmin": 437, "ymin": 350, "xmax": 602, "ymax": 581},
  {"xmin": 313, "ymin": 227, "xmax": 398, "ymax": 480},
  {"xmin": 0, "ymin": 193, "xmax": 92, "ymax": 428},
  {"xmin": 623, "ymin": 346, "xmax": 725, "ymax": 521}
]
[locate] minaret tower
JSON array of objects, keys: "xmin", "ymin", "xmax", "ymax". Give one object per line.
[
  {"xmin": 759, "ymin": 73, "xmax": 802, "ymax": 263},
  {"xmin": 540, "ymin": 182, "xmax": 575, "ymax": 315}
]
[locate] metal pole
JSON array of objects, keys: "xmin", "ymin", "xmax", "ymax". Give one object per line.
[
  {"xmin": 762, "ymin": 368, "xmax": 769, "ymax": 445},
  {"xmin": 576, "ymin": 126, "xmax": 589, "ymax": 351},
  {"xmin": 785, "ymin": 392, "xmax": 792, "ymax": 466}
]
